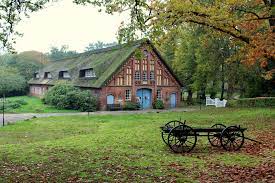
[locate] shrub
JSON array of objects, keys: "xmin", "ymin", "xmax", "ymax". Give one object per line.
[
  {"xmin": 44, "ymin": 83, "xmax": 98, "ymax": 112},
  {"xmin": 0, "ymin": 100, "xmax": 24, "ymax": 110},
  {"xmin": 227, "ymin": 97, "xmax": 275, "ymax": 107},
  {"xmin": 153, "ymin": 100, "xmax": 164, "ymax": 109},
  {"xmin": 123, "ymin": 101, "xmax": 139, "ymax": 110},
  {"xmin": 76, "ymin": 91, "xmax": 98, "ymax": 112},
  {"xmin": 14, "ymin": 99, "xmax": 27, "ymax": 105}
]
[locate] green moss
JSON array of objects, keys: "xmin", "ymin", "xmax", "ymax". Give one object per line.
[{"xmin": 29, "ymin": 40, "xmax": 144, "ymax": 88}]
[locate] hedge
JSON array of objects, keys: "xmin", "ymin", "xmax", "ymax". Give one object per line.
[{"xmin": 227, "ymin": 97, "xmax": 275, "ymax": 107}]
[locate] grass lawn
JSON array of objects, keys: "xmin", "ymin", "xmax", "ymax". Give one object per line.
[
  {"xmin": 4, "ymin": 96, "xmax": 78, "ymax": 113},
  {"xmin": 0, "ymin": 108, "xmax": 274, "ymax": 182}
]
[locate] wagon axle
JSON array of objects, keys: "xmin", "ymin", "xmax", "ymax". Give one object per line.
[{"xmin": 161, "ymin": 121, "xmax": 260, "ymax": 153}]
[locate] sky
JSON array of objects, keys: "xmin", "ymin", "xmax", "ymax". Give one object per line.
[{"xmin": 14, "ymin": 0, "xmax": 128, "ymax": 53}]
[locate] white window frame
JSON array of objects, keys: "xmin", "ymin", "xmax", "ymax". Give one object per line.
[
  {"xmin": 143, "ymin": 71, "xmax": 147, "ymax": 81},
  {"xmin": 125, "ymin": 90, "xmax": 131, "ymax": 101},
  {"xmin": 85, "ymin": 69, "xmax": 96, "ymax": 78},
  {"xmin": 45, "ymin": 72, "xmax": 52, "ymax": 79},
  {"xmin": 135, "ymin": 71, "xmax": 140, "ymax": 80},
  {"xmin": 62, "ymin": 71, "xmax": 70, "ymax": 79},
  {"xmin": 35, "ymin": 73, "xmax": 40, "ymax": 79},
  {"xmin": 157, "ymin": 89, "xmax": 162, "ymax": 100},
  {"xmin": 150, "ymin": 71, "xmax": 154, "ymax": 80}
]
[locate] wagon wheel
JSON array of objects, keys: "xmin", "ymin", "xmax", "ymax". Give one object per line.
[
  {"xmin": 208, "ymin": 124, "xmax": 226, "ymax": 147},
  {"xmin": 168, "ymin": 125, "xmax": 197, "ymax": 153},
  {"xmin": 220, "ymin": 126, "xmax": 244, "ymax": 151},
  {"xmin": 161, "ymin": 120, "xmax": 184, "ymax": 145}
]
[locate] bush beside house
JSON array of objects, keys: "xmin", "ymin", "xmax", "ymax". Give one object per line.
[
  {"xmin": 153, "ymin": 100, "xmax": 165, "ymax": 109},
  {"xmin": 43, "ymin": 83, "xmax": 98, "ymax": 112},
  {"xmin": 123, "ymin": 101, "xmax": 140, "ymax": 110}
]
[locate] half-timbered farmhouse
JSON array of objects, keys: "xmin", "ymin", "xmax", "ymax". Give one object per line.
[{"xmin": 28, "ymin": 39, "xmax": 183, "ymax": 110}]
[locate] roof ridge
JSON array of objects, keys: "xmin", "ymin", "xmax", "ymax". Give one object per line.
[{"xmin": 50, "ymin": 39, "xmax": 148, "ymax": 62}]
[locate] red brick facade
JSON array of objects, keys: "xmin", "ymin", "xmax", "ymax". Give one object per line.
[
  {"xmin": 99, "ymin": 46, "xmax": 182, "ymax": 110},
  {"xmin": 29, "ymin": 84, "xmax": 49, "ymax": 97}
]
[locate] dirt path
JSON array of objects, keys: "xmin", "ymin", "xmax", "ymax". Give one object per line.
[{"xmin": 0, "ymin": 108, "xmax": 195, "ymax": 127}]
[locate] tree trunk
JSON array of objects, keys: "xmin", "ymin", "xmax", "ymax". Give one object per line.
[
  {"xmin": 210, "ymin": 81, "xmax": 216, "ymax": 98},
  {"xmin": 181, "ymin": 91, "xmax": 184, "ymax": 101},
  {"xmin": 220, "ymin": 63, "xmax": 225, "ymax": 100},
  {"xmin": 187, "ymin": 90, "xmax": 193, "ymax": 105}
]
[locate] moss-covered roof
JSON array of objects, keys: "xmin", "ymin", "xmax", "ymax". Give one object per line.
[{"xmin": 28, "ymin": 39, "xmax": 183, "ymax": 88}]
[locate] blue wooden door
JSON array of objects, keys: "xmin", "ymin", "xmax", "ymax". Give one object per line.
[
  {"xmin": 170, "ymin": 93, "xmax": 176, "ymax": 108},
  {"xmin": 107, "ymin": 95, "xmax": 114, "ymax": 104},
  {"xmin": 136, "ymin": 89, "xmax": 152, "ymax": 109}
]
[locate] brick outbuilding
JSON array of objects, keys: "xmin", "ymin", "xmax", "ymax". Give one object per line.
[{"xmin": 29, "ymin": 39, "xmax": 183, "ymax": 110}]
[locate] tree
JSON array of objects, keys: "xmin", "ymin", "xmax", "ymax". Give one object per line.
[
  {"xmin": 172, "ymin": 26, "xmax": 200, "ymax": 104},
  {"xmin": 74, "ymin": 0, "xmax": 274, "ymax": 78},
  {"xmin": 46, "ymin": 45, "xmax": 78, "ymax": 61},
  {"xmin": 85, "ymin": 41, "xmax": 117, "ymax": 51},
  {"xmin": 5, "ymin": 51, "xmax": 48, "ymax": 80},
  {"xmin": 0, "ymin": 66, "xmax": 26, "ymax": 96},
  {"xmin": 0, "ymin": 0, "xmax": 50, "ymax": 52}
]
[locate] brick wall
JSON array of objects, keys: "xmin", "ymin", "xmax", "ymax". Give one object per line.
[
  {"xmin": 29, "ymin": 85, "xmax": 49, "ymax": 97},
  {"xmin": 99, "ymin": 44, "xmax": 182, "ymax": 110}
]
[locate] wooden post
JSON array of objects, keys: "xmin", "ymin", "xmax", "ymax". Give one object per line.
[{"xmin": 2, "ymin": 94, "xmax": 5, "ymax": 126}]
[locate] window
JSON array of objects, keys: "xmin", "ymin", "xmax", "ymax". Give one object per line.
[
  {"xmin": 164, "ymin": 77, "xmax": 169, "ymax": 85},
  {"xmin": 80, "ymin": 68, "xmax": 96, "ymax": 78},
  {"xmin": 85, "ymin": 69, "xmax": 96, "ymax": 78},
  {"xmin": 34, "ymin": 73, "xmax": 40, "ymax": 79},
  {"xmin": 142, "ymin": 60, "xmax": 147, "ymax": 71},
  {"xmin": 150, "ymin": 60, "xmax": 154, "ymax": 71},
  {"xmin": 59, "ymin": 71, "xmax": 70, "ymax": 79},
  {"xmin": 157, "ymin": 89, "xmax": 161, "ymax": 100},
  {"xmin": 125, "ymin": 90, "xmax": 131, "ymax": 101},
  {"xmin": 135, "ymin": 71, "xmax": 140, "ymax": 80},
  {"xmin": 116, "ymin": 76, "xmax": 124, "ymax": 86},
  {"xmin": 126, "ymin": 68, "xmax": 132, "ymax": 85},
  {"xmin": 135, "ymin": 60, "xmax": 140, "ymax": 70},
  {"xmin": 144, "ymin": 49, "xmax": 149, "ymax": 58},
  {"xmin": 44, "ymin": 72, "xmax": 52, "ymax": 79},
  {"xmin": 157, "ymin": 69, "xmax": 162, "ymax": 85},
  {"xmin": 150, "ymin": 71, "xmax": 154, "ymax": 80},
  {"xmin": 143, "ymin": 71, "xmax": 147, "ymax": 81}
]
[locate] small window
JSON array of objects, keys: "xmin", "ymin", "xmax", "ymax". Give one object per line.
[
  {"xmin": 135, "ymin": 71, "xmax": 140, "ymax": 80},
  {"xmin": 143, "ymin": 60, "xmax": 147, "ymax": 71},
  {"xmin": 116, "ymin": 76, "xmax": 124, "ymax": 86},
  {"xmin": 157, "ymin": 89, "xmax": 161, "ymax": 100},
  {"xmin": 125, "ymin": 90, "xmax": 131, "ymax": 101},
  {"xmin": 80, "ymin": 68, "xmax": 96, "ymax": 78},
  {"xmin": 44, "ymin": 72, "xmax": 52, "ymax": 79},
  {"xmin": 144, "ymin": 49, "xmax": 149, "ymax": 58},
  {"xmin": 85, "ymin": 69, "xmax": 96, "ymax": 78},
  {"xmin": 126, "ymin": 68, "xmax": 132, "ymax": 86},
  {"xmin": 34, "ymin": 73, "xmax": 40, "ymax": 79},
  {"xmin": 135, "ymin": 60, "xmax": 140, "ymax": 71},
  {"xmin": 157, "ymin": 69, "xmax": 162, "ymax": 85},
  {"xmin": 143, "ymin": 71, "xmax": 147, "ymax": 81},
  {"xmin": 164, "ymin": 78, "xmax": 169, "ymax": 85},
  {"xmin": 150, "ymin": 60, "xmax": 154, "ymax": 71},
  {"xmin": 59, "ymin": 71, "xmax": 70, "ymax": 79},
  {"xmin": 150, "ymin": 71, "xmax": 154, "ymax": 80}
]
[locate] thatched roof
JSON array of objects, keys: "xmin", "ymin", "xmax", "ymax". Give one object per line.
[{"xmin": 29, "ymin": 39, "xmax": 183, "ymax": 88}]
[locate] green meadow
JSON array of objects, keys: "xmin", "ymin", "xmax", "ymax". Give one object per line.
[{"xmin": 0, "ymin": 108, "xmax": 274, "ymax": 182}]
